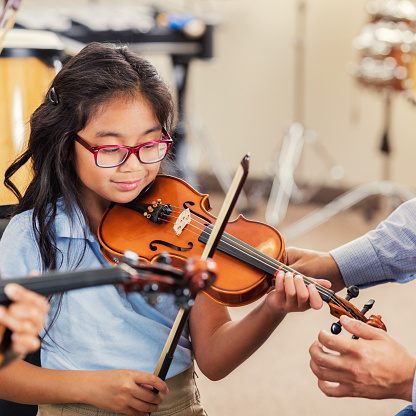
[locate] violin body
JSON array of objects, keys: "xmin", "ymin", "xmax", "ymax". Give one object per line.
[{"xmin": 99, "ymin": 175, "xmax": 286, "ymax": 306}]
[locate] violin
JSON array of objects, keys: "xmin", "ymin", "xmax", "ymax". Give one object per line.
[
  {"xmin": 98, "ymin": 174, "xmax": 387, "ymax": 333},
  {"xmin": 0, "ymin": 251, "xmax": 217, "ymax": 367}
]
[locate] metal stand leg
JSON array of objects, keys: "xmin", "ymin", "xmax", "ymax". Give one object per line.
[
  {"xmin": 265, "ymin": 122, "xmax": 305, "ymax": 225},
  {"xmin": 282, "ymin": 91, "xmax": 416, "ymax": 241},
  {"xmin": 261, "ymin": 0, "xmax": 343, "ymax": 226}
]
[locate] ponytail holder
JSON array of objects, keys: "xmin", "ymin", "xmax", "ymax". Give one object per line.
[{"xmin": 48, "ymin": 87, "xmax": 59, "ymax": 105}]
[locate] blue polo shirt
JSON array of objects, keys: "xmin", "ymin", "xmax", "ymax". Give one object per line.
[{"xmin": 0, "ymin": 201, "xmax": 192, "ymax": 378}]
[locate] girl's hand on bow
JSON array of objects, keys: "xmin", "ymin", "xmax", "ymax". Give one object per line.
[
  {"xmin": 265, "ymin": 271, "xmax": 331, "ymax": 314},
  {"xmin": 0, "ymin": 283, "xmax": 49, "ymax": 357},
  {"xmin": 309, "ymin": 315, "xmax": 416, "ymax": 402},
  {"xmin": 83, "ymin": 369, "xmax": 168, "ymax": 416}
]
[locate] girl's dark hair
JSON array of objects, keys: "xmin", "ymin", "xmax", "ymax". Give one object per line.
[{"xmin": 4, "ymin": 42, "xmax": 175, "ymax": 271}]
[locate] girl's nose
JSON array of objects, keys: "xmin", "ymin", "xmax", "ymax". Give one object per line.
[{"xmin": 119, "ymin": 151, "xmax": 142, "ymax": 171}]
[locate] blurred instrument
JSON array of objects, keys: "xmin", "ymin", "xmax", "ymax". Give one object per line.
[
  {"xmin": 0, "ymin": 28, "xmax": 65, "ymax": 205},
  {"xmin": 0, "ymin": 250, "xmax": 217, "ymax": 368},
  {"xmin": 14, "ymin": 4, "xmax": 214, "ymax": 59},
  {"xmin": 350, "ymin": 0, "xmax": 416, "ymax": 103}
]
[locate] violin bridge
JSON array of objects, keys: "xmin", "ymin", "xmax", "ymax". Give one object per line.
[{"xmin": 173, "ymin": 208, "xmax": 191, "ymax": 236}]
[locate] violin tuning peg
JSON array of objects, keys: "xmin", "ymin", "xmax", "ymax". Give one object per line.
[
  {"xmin": 361, "ymin": 299, "xmax": 375, "ymax": 315},
  {"xmin": 143, "ymin": 293, "xmax": 163, "ymax": 307},
  {"xmin": 176, "ymin": 296, "xmax": 195, "ymax": 310},
  {"xmin": 122, "ymin": 251, "xmax": 139, "ymax": 267},
  {"xmin": 331, "ymin": 321, "xmax": 342, "ymax": 334},
  {"xmin": 346, "ymin": 285, "xmax": 359, "ymax": 301},
  {"xmin": 156, "ymin": 252, "xmax": 171, "ymax": 265}
]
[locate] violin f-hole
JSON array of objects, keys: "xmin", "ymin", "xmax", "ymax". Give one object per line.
[{"xmin": 149, "ymin": 240, "xmax": 193, "ymax": 252}]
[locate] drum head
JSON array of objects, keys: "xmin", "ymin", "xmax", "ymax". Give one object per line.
[{"xmin": 0, "ymin": 29, "xmax": 65, "ymax": 59}]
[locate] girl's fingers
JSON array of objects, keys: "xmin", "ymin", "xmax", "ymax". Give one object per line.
[
  {"xmin": 293, "ymin": 274, "xmax": 310, "ymax": 306},
  {"xmin": 306, "ymin": 283, "xmax": 324, "ymax": 310}
]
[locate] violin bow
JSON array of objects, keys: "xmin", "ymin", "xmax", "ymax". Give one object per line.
[
  {"xmin": 0, "ymin": 0, "xmax": 21, "ymax": 54},
  {"xmin": 153, "ymin": 154, "xmax": 250, "ymax": 384}
]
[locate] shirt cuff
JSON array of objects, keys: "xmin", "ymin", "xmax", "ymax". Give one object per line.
[{"xmin": 329, "ymin": 235, "xmax": 386, "ymax": 288}]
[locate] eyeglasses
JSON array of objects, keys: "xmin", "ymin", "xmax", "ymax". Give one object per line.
[{"xmin": 75, "ymin": 128, "xmax": 173, "ymax": 168}]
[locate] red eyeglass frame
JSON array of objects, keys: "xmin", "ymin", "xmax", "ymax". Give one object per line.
[{"xmin": 75, "ymin": 128, "xmax": 173, "ymax": 167}]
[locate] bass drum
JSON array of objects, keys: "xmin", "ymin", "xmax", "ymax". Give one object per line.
[{"xmin": 0, "ymin": 29, "xmax": 65, "ymax": 204}]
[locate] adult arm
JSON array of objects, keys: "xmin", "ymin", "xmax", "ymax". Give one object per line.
[{"xmin": 286, "ymin": 197, "xmax": 416, "ymax": 290}]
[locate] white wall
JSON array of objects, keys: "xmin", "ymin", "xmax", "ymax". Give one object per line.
[
  {"xmin": 15, "ymin": 0, "xmax": 416, "ymax": 191},
  {"xmin": 184, "ymin": 0, "xmax": 416, "ymax": 191}
]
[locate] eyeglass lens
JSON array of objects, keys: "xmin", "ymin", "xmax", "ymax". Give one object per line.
[{"xmin": 97, "ymin": 142, "xmax": 169, "ymax": 167}]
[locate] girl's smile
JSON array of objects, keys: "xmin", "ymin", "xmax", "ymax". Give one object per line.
[{"xmin": 113, "ymin": 178, "xmax": 144, "ymax": 191}]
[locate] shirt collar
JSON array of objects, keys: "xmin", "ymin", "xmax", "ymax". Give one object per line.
[{"xmin": 54, "ymin": 197, "xmax": 97, "ymax": 243}]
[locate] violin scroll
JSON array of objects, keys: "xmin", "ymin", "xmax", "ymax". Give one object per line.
[
  {"xmin": 327, "ymin": 285, "xmax": 387, "ymax": 335},
  {"xmin": 121, "ymin": 250, "xmax": 217, "ymax": 309},
  {"xmin": 366, "ymin": 314, "xmax": 387, "ymax": 331}
]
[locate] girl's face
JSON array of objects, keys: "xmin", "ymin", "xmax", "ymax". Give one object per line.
[{"xmin": 74, "ymin": 96, "xmax": 163, "ymax": 217}]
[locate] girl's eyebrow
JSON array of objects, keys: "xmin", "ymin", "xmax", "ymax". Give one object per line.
[{"xmin": 93, "ymin": 126, "xmax": 162, "ymax": 139}]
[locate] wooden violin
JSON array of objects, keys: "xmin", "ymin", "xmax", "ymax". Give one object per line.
[
  {"xmin": 0, "ymin": 251, "xmax": 217, "ymax": 367},
  {"xmin": 98, "ymin": 174, "xmax": 387, "ymax": 333}
]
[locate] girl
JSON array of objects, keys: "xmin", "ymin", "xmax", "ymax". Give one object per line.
[{"xmin": 0, "ymin": 42, "xmax": 329, "ymax": 416}]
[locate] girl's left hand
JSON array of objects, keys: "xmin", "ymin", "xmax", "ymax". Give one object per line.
[{"xmin": 265, "ymin": 271, "xmax": 331, "ymax": 314}]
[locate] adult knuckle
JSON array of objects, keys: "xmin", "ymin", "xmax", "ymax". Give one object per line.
[
  {"xmin": 313, "ymin": 354, "xmax": 326, "ymax": 368},
  {"xmin": 350, "ymin": 383, "xmax": 364, "ymax": 397}
]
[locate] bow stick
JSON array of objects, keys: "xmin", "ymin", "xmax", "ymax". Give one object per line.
[{"xmin": 152, "ymin": 154, "xmax": 250, "ymax": 386}]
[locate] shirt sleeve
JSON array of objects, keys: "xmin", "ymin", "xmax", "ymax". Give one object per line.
[
  {"xmin": 330, "ymin": 198, "xmax": 416, "ymax": 288},
  {"xmin": 0, "ymin": 211, "xmax": 42, "ymax": 279}
]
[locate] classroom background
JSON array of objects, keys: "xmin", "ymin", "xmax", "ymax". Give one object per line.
[{"xmin": 1, "ymin": 1, "xmax": 416, "ymax": 415}]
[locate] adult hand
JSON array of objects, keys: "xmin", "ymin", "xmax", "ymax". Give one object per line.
[
  {"xmin": 309, "ymin": 315, "xmax": 416, "ymax": 401},
  {"xmin": 83, "ymin": 369, "xmax": 169, "ymax": 416},
  {"xmin": 0, "ymin": 283, "xmax": 49, "ymax": 357},
  {"xmin": 285, "ymin": 247, "xmax": 345, "ymax": 292}
]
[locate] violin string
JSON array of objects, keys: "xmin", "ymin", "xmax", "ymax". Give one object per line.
[
  {"xmin": 165, "ymin": 207, "xmax": 329, "ymax": 290},
  {"xmin": 163, "ymin": 208, "xmax": 339, "ymax": 303},
  {"xmin": 198, "ymin": 227, "xmax": 346, "ymax": 307},
  {"xmin": 162, "ymin": 208, "xmax": 347, "ymax": 309}
]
